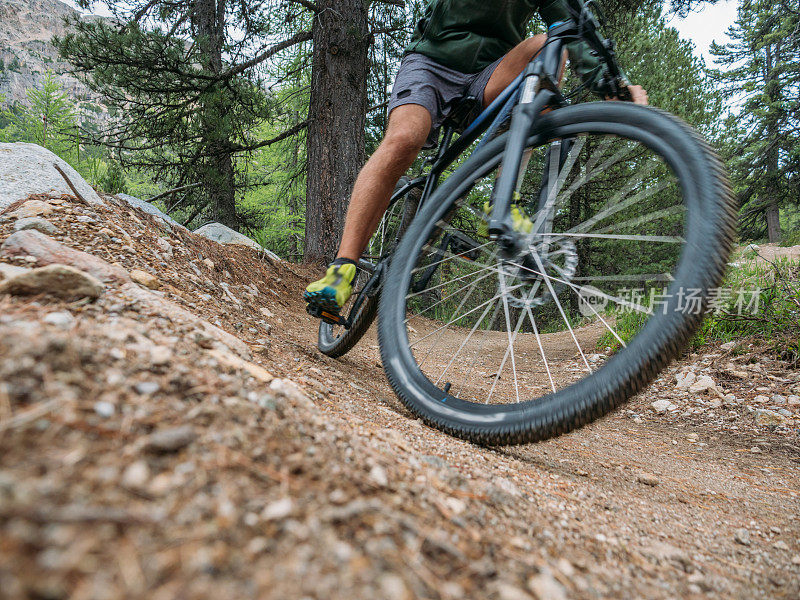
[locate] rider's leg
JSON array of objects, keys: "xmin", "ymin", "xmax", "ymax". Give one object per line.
[
  {"xmin": 336, "ymin": 104, "xmax": 431, "ymax": 262},
  {"xmin": 483, "ymin": 34, "xmax": 548, "ymax": 105}
]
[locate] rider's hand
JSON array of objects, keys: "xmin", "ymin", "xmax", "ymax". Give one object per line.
[{"xmin": 607, "ymin": 84, "xmax": 648, "ymax": 106}]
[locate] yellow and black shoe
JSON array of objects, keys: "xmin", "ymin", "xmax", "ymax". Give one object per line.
[
  {"xmin": 478, "ymin": 198, "xmax": 534, "ymax": 237},
  {"xmin": 304, "ymin": 259, "xmax": 357, "ymax": 320}
]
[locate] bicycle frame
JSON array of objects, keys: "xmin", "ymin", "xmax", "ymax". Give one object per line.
[{"xmin": 344, "ymin": 17, "xmax": 602, "ymax": 329}]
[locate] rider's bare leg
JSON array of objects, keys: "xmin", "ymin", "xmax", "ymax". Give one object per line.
[
  {"xmin": 336, "ymin": 104, "xmax": 431, "ymax": 262},
  {"xmin": 483, "ymin": 34, "xmax": 550, "ymax": 105}
]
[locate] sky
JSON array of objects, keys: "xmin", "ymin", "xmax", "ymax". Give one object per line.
[
  {"xmin": 667, "ymin": 0, "xmax": 740, "ymax": 66},
  {"xmin": 64, "ymin": 0, "xmax": 740, "ymax": 67}
]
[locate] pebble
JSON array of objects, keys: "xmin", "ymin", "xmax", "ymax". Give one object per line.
[
  {"xmin": 755, "ymin": 409, "xmax": 787, "ymax": 426},
  {"xmin": 675, "ymin": 371, "xmax": 696, "ymax": 390},
  {"xmin": 13, "ymin": 217, "xmax": 59, "ymax": 235},
  {"xmin": 130, "ymin": 269, "xmax": 161, "ymax": 290},
  {"xmin": 93, "ymin": 401, "xmax": 115, "ymax": 418},
  {"xmin": 636, "ymin": 473, "xmax": 660, "ymax": 487},
  {"xmin": 377, "ymin": 573, "xmax": 410, "ymax": 600},
  {"xmin": 134, "ymin": 381, "xmax": 160, "ymax": 395},
  {"xmin": 203, "ymin": 258, "xmax": 215, "ymax": 269},
  {"xmin": 788, "ymin": 395, "xmax": 800, "ymax": 406},
  {"xmin": 369, "ymin": 465, "xmax": 389, "ymax": 487},
  {"xmin": 494, "ymin": 582, "xmax": 534, "ymax": 600},
  {"xmin": 753, "ymin": 395, "xmax": 770, "ymax": 403},
  {"xmin": 8, "ymin": 200, "xmax": 54, "ymax": 219},
  {"xmin": 792, "ymin": 555, "xmax": 800, "ymax": 565},
  {"xmin": 720, "ymin": 341, "xmax": 736, "ymax": 351},
  {"xmin": 651, "ymin": 399, "xmax": 676, "ymax": 414},
  {"xmin": 527, "ymin": 572, "xmax": 566, "ymax": 600},
  {"xmin": 773, "ymin": 541, "xmax": 789, "ymax": 551},
  {"xmin": 144, "ymin": 426, "xmax": 196, "ymax": 453},
  {"xmin": 687, "ymin": 433, "xmax": 699, "ymax": 442},
  {"xmin": 43, "ymin": 311, "xmax": 74, "ymax": 327},
  {"xmin": 771, "ymin": 394, "xmax": 787, "ymax": 405},
  {"xmin": 734, "ymin": 529, "xmax": 751, "ymax": 546},
  {"xmin": 261, "ymin": 497, "xmax": 293, "ymax": 521},
  {"xmin": 750, "ymin": 446, "xmax": 762, "ymax": 453},
  {"xmin": 121, "ymin": 460, "xmax": 150, "ymax": 490},
  {"xmin": 75, "ymin": 215, "xmax": 96, "ymax": 223},
  {"xmin": 689, "ymin": 375, "xmax": 718, "ymax": 394}
]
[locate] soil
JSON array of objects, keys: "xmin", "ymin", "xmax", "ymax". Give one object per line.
[{"xmin": 0, "ymin": 193, "xmax": 798, "ymax": 599}]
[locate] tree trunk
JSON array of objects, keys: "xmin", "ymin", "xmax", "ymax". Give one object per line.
[
  {"xmin": 766, "ymin": 201, "xmax": 781, "ymax": 243},
  {"xmin": 763, "ymin": 42, "xmax": 782, "ymax": 243},
  {"xmin": 193, "ymin": 0, "xmax": 238, "ymax": 230},
  {"xmin": 304, "ymin": 0, "xmax": 370, "ymax": 263}
]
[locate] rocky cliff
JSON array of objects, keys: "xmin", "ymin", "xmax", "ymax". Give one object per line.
[{"xmin": 0, "ymin": 0, "xmax": 101, "ymax": 108}]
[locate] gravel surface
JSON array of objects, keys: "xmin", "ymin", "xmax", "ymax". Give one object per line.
[{"xmin": 0, "ymin": 193, "xmax": 798, "ymax": 599}]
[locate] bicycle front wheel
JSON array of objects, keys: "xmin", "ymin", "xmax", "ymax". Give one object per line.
[{"xmin": 378, "ymin": 103, "xmax": 735, "ymax": 445}]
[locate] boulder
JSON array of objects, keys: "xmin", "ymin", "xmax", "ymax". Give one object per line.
[
  {"xmin": 0, "ymin": 143, "xmax": 103, "ymax": 208},
  {"xmin": 194, "ymin": 222, "xmax": 280, "ymax": 261},
  {"xmin": 0, "ymin": 230, "xmax": 130, "ymax": 284},
  {"xmin": 115, "ymin": 193, "xmax": 187, "ymax": 231},
  {"xmin": 13, "ymin": 216, "xmax": 60, "ymax": 235},
  {"xmin": 0, "ymin": 264, "xmax": 104, "ymax": 299}
]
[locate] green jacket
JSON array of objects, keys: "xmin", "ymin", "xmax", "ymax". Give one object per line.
[{"xmin": 407, "ymin": 0, "xmax": 604, "ymax": 93}]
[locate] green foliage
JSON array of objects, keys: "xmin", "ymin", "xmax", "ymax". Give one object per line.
[
  {"xmin": 100, "ymin": 160, "xmax": 129, "ymax": 195},
  {"xmin": 711, "ymin": 0, "xmax": 800, "ymax": 241},
  {"xmin": 0, "ymin": 71, "xmax": 77, "ymax": 158}
]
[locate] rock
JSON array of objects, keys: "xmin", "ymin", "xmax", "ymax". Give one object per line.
[
  {"xmin": 43, "ymin": 311, "xmax": 74, "ymax": 327},
  {"xmin": 377, "ymin": 574, "xmax": 410, "ymax": 600},
  {"xmin": 675, "ymin": 371, "xmax": 696, "ymax": 390},
  {"xmin": 651, "ymin": 399, "xmax": 676, "ymax": 414},
  {"xmin": 689, "ymin": 375, "xmax": 718, "ymax": 394},
  {"xmin": 750, "ymin": 446, "xmax": 762, "ymax": 453},
  {"xmin": 134, "ymin": 381, "xmax": 160, "ymax": 395},
  {"xmin": 149, "ymin": 345, "xmax": 172, "ymax": 365},
  {"xmin": 93, "ymin": 401, "xmax": 115, "ymax": 418},
  {"xmin": 0, "ymin": 230, "xmax": 130, "ymax": 283},
  {"xmin": 156, "ymin": 238, "xmax": 173, "ymax": 259},
  {"xmin": 13, "ymin": 216, "xmax": 59, "ymax": 235},
  {"xmin": 130, "ymin": 269, "xmax": 161, "ymax": 290},
  {"xmin": 369, "ymin": 465, "xmax": 389, "ymax": 487},
  {"xmin": 202, "ymin": 258, "xmax": 215, "ymax": 269},
  {"xmin": 753, "ymin": 395, "xmax": 770, "ymax": 404},
  {"xmin": 0, "ymin": 263, "xmax": 30, "ymax": 281},
  {"xmin": 771, "ymin": 394, "xmax": 787, "ymax": 405},
  {"xmin": 774, "ymin": 541, "xmax": 790, "ymax": 551},
  {"xmin": 734, "ymin": 528, "xmax": 751, "ymax": 546},
  {"xmin": 121, "ymin": 460, "xmax": 150, "ymax": 490},
  {"xmin": 194, "ymin": 223, "xmax": 279, "ymax": 261},
  {"xmin": 755, "ymin": 409, "xmax": 787, "ymax": 426},
  {"xmin": 261, "ymin": 497, "xmax": 293, "ymax": 521},
  {"xmin": 527, "ymin": 572, "xmax": 567, "ymax": 600},
  {"xmin": 0, "ymin": 143, "xmax": 104, "ymax": 208},
  {"xmin": 708, "ymin": 398, "xmax": 723, "ymax": 409},
  {"xmin": 0, "ymin": 264, "xmax": 104, "ymax": 299},
  {"xmin": 493, "ymin": 582, "xmax": 533, "ymax": 600},
  {"xmin": 6, "ymin": 199, "xmax": 55, "ymax": 219},
  {"xmin": 636, "ymin": 473, "xmax": 660, "ymax": 487},
  {"xmin": 792, "ymin": 555, "xmax": 800, "ymax": 565},
  {"xmin": 788, "ymin": 395, "xmax": 800, "ymax": 406},
  {"xmin": 144, "ymin": 426, "xmax": 196, "ymax": 453},
  {"xmin": 720, "ymin": 341, "xmax": 736, "ymax": 352},
  {"xmin": 777, "ymin": 408, "xmax": 792, "ymax": 417},
  {"xmin": 115, "ymin": 193, "xmax": 187, "ymax": 231}
]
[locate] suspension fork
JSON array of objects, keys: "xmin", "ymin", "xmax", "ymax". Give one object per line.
[{"xmin": 488, "ymin": 37, "xmax": 565, "ymax": 255}]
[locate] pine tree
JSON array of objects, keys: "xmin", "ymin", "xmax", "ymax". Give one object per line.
[{"xmin": 711, "ymin": 0, "xmax": 800, "ymax": 242}]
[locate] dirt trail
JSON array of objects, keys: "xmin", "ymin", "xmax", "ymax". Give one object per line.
[{"xmin": 0, "ymin": 193, "xmax": 798, "ymax": 599}]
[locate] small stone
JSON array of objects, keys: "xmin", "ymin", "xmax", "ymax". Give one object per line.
[
  {"xmin": 130, "ymin": 269, "xmax": 161, "ymax": 290},
  {"xmin": 777, "ymin": 408, "xmax": 792, "ymax": 417},
  {"xmin": 734, "ymin": 528, "xmax": 751, "ymax": 546},
  {"xmin": 771, "ymin": 394, "xmax": 787, "ymax": 405},
  {"xmin": 134, "ymin": 381, "xmax": 160, "ymax": 395},
  {"xmin": 43, "ymin": 311, "xmax": 74, "ymax": 327},
  {"xmin": 121, "ymin": 460, "xmax": 150, "ymax": 490},
  {"xmin": 791, "ymin": 555, "xmax": 800, "ymax": 565},
  {"xmin": 260, "ymin": 307, "xmax": 274, "ymax": 318},
  {"xmin": 156, "ymin": 238, "xmax": 173, "ymax": 259},
  {"xmin": 0, "ymin": 264, "xmax": 104, "ymax": 299},
  {"xmin": 495, "ymin": 582, "xmax": 534, "ymax": 600},
  {"xmin": 689, "ymin": 375, "xmax": 717, "ymax": 394},
  {"xmin": 527, "ymin": 572, "xmax": 566, "ymax": 600},
  {"xmin": 261, "ymin": 497, "xmax": 293, "ymax": 521},
  {"xmin": 149, "ymin": 345, "xmax": 172, "ymax": 365},
  {"xmin": 93, "ymin": 401, "xmax": 115, "ymax": 418},
  {"xmin": 377, "ymin": 573, "xmax": 410, "ymax": 600},
  {"xmin": 675, "ymin": 371, "xmax": 696, "ymax": 390},
  {"xmin": 687, "ymin": 433, "xmax": 699, "ymax": 442},
  {"xmin": 13, "ymin": 216, "xmax": 59, "ymax": 235},
  {"xmin": 637, "ymin": 473, "xmax": 660, "ymax": 487},
  {"xmin": 651, "ymin": 399, "xmax": 676, "ymax": 414},
  {"xmin": 750, "ymin": 446, "xmax": 762, "ymax": 453},
  {"xmin": 203, "ymin": 258, "xmax": 215, "ymax": 269},
  {"xmin": 754, "ymin": 395, "xmax": 770, "ymax": 403},
  {"xmin": 246, "ymin": 537, "xmax": 269, "ymax": 556},
  {"xmin": 787, "ymin": 395, "xmax": 800, "ymax": 406},
  {"xmin": 8, "ymin": 200, "xmax": 54, "ymax": 219},
  {"xmin": 144, "ymin": 426, "xmax": 196, "ymax": 453},
  {"xmin": 708, "ymin": 398, "xmax": 723, "ymax": 409},
  {"xmin": 720, "ymin": 341, "xmax": 736, "ymax": 351},
  {"xmin": 773, "ymin": 541, "xmax": 789, "ymax": 551},
  {"xmin": 75, "ymin": 215, "xmax": 96, "ymax": 223},
  {"xmin": 755, "ymin": 409, "xmax": 787, "ymax": 426},
  {"xmin": 369, "ymin": 465, "xmax": 389, "ymax": 487}
]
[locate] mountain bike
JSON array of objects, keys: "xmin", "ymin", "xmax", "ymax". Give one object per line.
[{"xmin": 321, "ymin": 0, "xmax": 736, "ymax": 444}]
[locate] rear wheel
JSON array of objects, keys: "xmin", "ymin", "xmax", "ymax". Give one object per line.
[
  {"xmin": 378, "ymin": 103, "xmax": 736, "ymax": 444},
  {"xmin": 317, "ymin": 178, "xmax": 421, "ymax": 357}
]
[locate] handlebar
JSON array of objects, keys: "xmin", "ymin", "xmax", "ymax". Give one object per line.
[{"xmin": 561, "ymin": 0, "xmax": 631, "ymax": 100}]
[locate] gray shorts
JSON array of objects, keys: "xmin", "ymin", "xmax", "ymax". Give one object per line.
[{"xmin": 388, "ymin": 52, "xmax": 502, "ymax": 148}]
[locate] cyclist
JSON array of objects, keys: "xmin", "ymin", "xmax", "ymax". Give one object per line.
[{"xmin": 305, "ymin": 0, "xmax": 648, "ymax": 316}]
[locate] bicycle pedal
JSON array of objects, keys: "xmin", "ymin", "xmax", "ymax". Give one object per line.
[{"xmin": 306, "ymin": 304, "xmax": 349, "ymax": 328}]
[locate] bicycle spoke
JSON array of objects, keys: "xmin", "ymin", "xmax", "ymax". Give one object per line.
[{"xmin": 525, "ymin": 304, "xmax": 556, "ymax": 393}]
